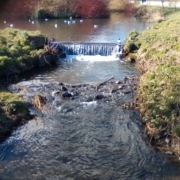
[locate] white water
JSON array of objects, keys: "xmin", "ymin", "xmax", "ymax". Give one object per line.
[{"xmin": 74, "ymin": 54, "xmax": 120, "ymax": 62}]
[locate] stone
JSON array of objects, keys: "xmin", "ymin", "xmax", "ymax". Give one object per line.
[
  {"xmin": 62, "ymin": 91, "xmax": 73, "ymax": 98},
  {"xmin": 60, "ymin": 86, "xmax": 68, "ymax": 92},
  {"xmin": 95, "ymin": 94, "xmax": 104, "ymax": 100}
]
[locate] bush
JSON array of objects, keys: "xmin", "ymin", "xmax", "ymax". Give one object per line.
[
  {"xmin": 74, "ymin": 0, "xmax": 109, "ymax": 18},
  {"xmin": 124, "ymin": 3, "xmax": 136, "ymax": 12},
  {"xmin": 124, "ymin": 30, "xmax": 140, "ymax": 53},
  {"xmin": 0, "ymin": 28, "xmax": 47, "ymax": 76}
]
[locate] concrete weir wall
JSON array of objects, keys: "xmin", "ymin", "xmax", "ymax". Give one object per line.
[{"xmin": 52, "ymin": 42, "xmax": 117, "ymax": 56}]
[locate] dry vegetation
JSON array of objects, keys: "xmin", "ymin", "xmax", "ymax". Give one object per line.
[{"xmin": 0, "ymin": 0, "xmax": 136, "ymax": 19}]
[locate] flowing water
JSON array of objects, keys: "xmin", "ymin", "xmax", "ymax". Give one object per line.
[{"xmin": 0, "ymin": 13, "xmax": 180, "ymax": 180}]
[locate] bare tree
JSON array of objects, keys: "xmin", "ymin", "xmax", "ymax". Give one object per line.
[{"xmin": 168, "ymin": 0, "xmax": 180, "ymax": 11}]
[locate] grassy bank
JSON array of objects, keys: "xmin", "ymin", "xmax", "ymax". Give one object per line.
[
  {"xmin": 0, "ymin": 28, "xmax": 58, "ymax": 141},
  {"xmin": 0, "ymin": 90, "xmax": 31, "ymax": 141},
  {"xmin": 0, "ymin": 28, "xmax": 59, "ymax": 77},
  {"xmin": 124, "ymin": 7, "xmax": 180, "ymax": 154}
]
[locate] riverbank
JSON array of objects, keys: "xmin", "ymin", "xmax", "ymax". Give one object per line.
[
  {"xmin": 124, "ymin": 7, "xmax": 180, "ymax": 156},
  {"xmin": 0, "ymin": 28, "xmax": 58, "ymax": 141}
]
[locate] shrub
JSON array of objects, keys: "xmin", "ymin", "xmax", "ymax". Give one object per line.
[
  {"xmin": 73, "ymin": 0, "xmax": 109, "ymax": 18},
  {"xmin": 0, "ymin": 28, "xmax": 47, "ymax": 76},
  {"xmin": 124, "ymin": 3, "xmax": 136, "ymax": 12}
]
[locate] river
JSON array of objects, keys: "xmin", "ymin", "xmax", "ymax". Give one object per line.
[{"xmin": 0, "ymin": 13, "xmax": 180, "ymax": 180}]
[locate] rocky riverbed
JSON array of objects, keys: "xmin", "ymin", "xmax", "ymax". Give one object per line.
[{"xmin": 8, "ymin": 76, "xmax": 139, "ymax": 120}]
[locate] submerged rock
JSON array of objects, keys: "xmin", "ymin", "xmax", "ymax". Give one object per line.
[
  {"xmin": 62, "ymin": 91, "xmax": 73, "ymax": 98},
  {"xmin": 95, "ymin": 94, "xmax": 104, "ymax": 100}
]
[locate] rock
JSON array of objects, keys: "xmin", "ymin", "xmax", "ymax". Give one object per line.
[
  {"xmin": 165, "ymin": 138, "xmax": 171, "ymax": 144},
  {"xmin": 59, "ymin": 82, "xmax": 65, "ymax": 86},
  {"xmin": 60, "ymin": 86, "xmax": 68, "ymax": 92},
  {"xmin": 95, "ymin": 94, "xmax": 104, "ymax": 100},
  {"xmin": 62, "ymin": 91, "xmax": 73, "ymax": 98},
  {"xmin": 121, "ymin": 89, "xmax": 131, "ymax": 94},
  {"xmin": 86, "ymin": 96, "xmax": 94, "ymax": 102},
  {"xmin": 52, "ymin": 90, "xmax": 60, "ymax": 96}
]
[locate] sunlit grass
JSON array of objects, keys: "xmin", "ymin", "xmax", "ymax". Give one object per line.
[
  {"xmin": 125, "ymin": 9, "xmax": 180, "ymax": 137},
  {"xmin": 0, "ymin": 28, "xmax": 46, "ymax": 76}
]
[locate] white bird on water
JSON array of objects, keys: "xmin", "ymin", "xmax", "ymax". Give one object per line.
[
  {"xmin": 45, "ymin": 18, "xmax": 48, "ymax": 21},
  {"xmin": 80, "ymin": 19, "xmax": 83, "ymax": 23},
  {"xmin": 64, "ymin": 20, "xmax": 67, "ymax": 23},
  {"xmin": 32, "ymin": 21, "xmax": 34, "ymax": 24},
  {"xmin": 94, "ymin": 25, "xmax": 98, "ymax": 28},
  {"xmin": 55, "ymin": 24, "xmax": 58, "ymax": 28}
]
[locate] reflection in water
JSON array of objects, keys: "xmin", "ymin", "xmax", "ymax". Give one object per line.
[
  {"xmin": 19, "ymin": 55, "xmax": 137, "ymax": 84},
  {"xmin": 0, "ymin": 13, "xmax": 148, "ymax": 43}
]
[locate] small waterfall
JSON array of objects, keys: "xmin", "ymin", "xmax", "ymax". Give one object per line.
[{"xmin": 53, "ymin": 42, "xmax": 117, "ymax": 56}]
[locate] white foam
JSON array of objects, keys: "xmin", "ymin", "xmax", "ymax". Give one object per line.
[
  {"xmin": 75, "ymin": 55, "xmax": 119, "ymax": 62},
  {"xmin": 81, "ymin": 101, "xmax": 97, "ymax": 106}
]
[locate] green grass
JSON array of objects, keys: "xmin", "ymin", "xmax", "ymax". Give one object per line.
[
  {"xmin": 0, "ymin": 91, "xmax": 28, "ymax": 117},
  {"xmin": 0, "ymin": 28, "xmax": 47, "ymax": 76},
  {"xmin": 125, "ymin": 9, "xmax": 180, "ymax": 137}
]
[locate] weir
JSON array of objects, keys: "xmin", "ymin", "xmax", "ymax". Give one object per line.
[{"xmin": 50, "ymin": 42, "xmax": 117, "ymax": 56}]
